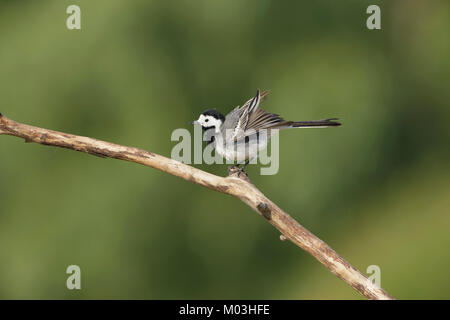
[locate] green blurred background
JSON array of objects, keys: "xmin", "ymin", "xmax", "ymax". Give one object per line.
[{"xmin": 0, "ymin": 0, "xmax": 449, "ymax": 299}]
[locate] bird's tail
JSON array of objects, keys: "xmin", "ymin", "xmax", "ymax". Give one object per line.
[{"xmin": 288, "ymin": 118, "xmax": 341, "ymax": 128}]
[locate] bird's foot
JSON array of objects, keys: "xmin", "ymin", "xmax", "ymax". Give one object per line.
[
  {"xmin": 227, "ymin": 165, "xmax": 240, "ymax": 176},
  {"xmin": 227, "ymin": 165, "xmax": 249, "ymax": 180}
]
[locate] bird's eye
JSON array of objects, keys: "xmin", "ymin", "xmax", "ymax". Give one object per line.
[{"xmin": 205, "ymin": 118, "xmax": 209, "ymax": 122}]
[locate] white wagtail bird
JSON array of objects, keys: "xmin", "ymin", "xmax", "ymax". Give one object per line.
[{"xmin": 192, "ymin": 89, "xmax": 341, "ymax": 173}]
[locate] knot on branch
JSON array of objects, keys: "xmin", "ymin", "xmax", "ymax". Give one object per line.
[{"xmin": 257, "ymin": 202, "xmax": 271, "ymax": 220}]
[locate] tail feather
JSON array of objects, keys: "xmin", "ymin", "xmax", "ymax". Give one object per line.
[{"xmin": 289, "ymin": 118, "xmax": 341, "ymax": 128}]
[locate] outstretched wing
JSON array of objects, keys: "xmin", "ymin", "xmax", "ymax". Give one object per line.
[
  {"xmin": 237, "ymin": 90, "xmax": 341, "ymax": 135},
  {"xmin": 245, "ymin": 108, "xmax": 286, "ymax": 131},
  {"xmin": 231, "ymin": 89, "xmax": 269, "ymax": 140}
]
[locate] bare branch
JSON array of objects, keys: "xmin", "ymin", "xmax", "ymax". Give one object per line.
[{"xmin": 0, "ymin": 113, "xmax": 394, "ymax": 300}]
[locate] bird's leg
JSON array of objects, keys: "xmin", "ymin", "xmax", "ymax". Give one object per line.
[
  {"xmin": 227, "ymin": 164, "xmax": 240, "ymax": 176},
  {"xmin": 237, "ymin": 160, "xmax": 250, "ymax": 177},
  {"xmin": 227, "ymin": 160, "xmax": 250, "ymax": 178}
]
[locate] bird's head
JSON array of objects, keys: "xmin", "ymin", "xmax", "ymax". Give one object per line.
[{"xmin": 192, "ymin": 109, "xmax": 225, "ymax": 131}]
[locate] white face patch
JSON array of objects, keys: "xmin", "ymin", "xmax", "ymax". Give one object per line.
[{"xmin": 197, "ymin": 114, "xmax": 222, "ymax": 131}]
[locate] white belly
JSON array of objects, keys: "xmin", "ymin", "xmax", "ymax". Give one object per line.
[{"xmin": 214, "ymin": 133, "xmax": 270, "ymax": 163}]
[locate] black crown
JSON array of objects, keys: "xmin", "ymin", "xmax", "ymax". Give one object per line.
[{"xmin": 202, "ymin": 109, "xmax": 225, "ymax": 122}]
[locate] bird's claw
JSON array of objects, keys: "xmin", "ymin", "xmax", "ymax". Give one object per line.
[{"xmin": 227, "ymin": 165, "xmax": 248, "ymax": 179}]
